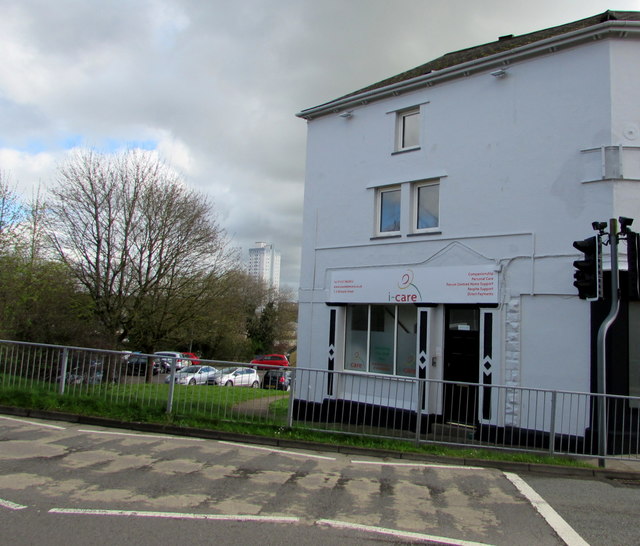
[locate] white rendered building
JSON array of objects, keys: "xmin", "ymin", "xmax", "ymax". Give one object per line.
[
  {"xmin": 295, "ymin": 11, "xmax": 640, "ymax": 449},
  {"xmin": 248, "ymin": 242, "xmax": 281, "ymax": 290}
]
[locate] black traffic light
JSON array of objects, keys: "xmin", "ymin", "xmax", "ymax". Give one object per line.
[
  {"xmin": 628, "ymin": 231, "xmax": 640, "ymax": 301},
  {"xmin": 573, "ymin": 235, "xmax": 602, "ymax": 300}
]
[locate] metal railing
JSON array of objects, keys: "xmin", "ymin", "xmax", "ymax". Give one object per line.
[
  {"xmin": 0, "ymin": 340, "xmax": 295, "ymax": 426},
  {"xmin": 2, "ymin": 339, "xmax": 639, "ymax": 461},
  {"xmin": 289, "ymin": 369, "xmax": 640, "ymax": 459}
]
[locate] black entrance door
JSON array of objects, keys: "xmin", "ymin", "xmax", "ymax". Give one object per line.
[{"xmin": 443, "ymin": 306, "xmax": 480, "ymax": 424}]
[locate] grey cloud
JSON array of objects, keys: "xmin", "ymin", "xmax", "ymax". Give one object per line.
[{"xmin": 0, "ymin": 0, "xmax": 635, "ymax": 288}]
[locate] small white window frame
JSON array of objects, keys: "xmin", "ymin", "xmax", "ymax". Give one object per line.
[
  {"xmin": 376, "ymin": 185, "xmax": 402, "ymax": 236},
  {"xmin": 412, "ymin": 179, "xmax": 440, "ymax": 233},
  {"xmin": 395, "ymin": 107, "xmax": 420, "ymax": 152}
]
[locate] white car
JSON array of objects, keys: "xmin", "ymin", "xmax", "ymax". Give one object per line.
[
  {"xmin": 164, "ymin": 365, "xmax": 218, "ymax": 385},
  {"xmin": 207, "ymin": 367, "xmax": 260, "ymax": 388},
  {"xmin": 153, "ymin": 351, "xmax": 188, "ymax": 372}
]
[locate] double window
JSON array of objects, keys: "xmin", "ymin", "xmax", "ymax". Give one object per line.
[
  {"xmin": 376, "ymin": 179, "xmax": 440, "ymax": 236},
  {"xmin": 345, "ymin": 304, "xmax": 417, "ymax": 377}
]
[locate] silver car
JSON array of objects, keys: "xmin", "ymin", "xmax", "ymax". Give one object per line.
[
  {"xmin": 153, "ymin": 351, "xmax": 187, "ymax": 372},
  {"xmin": 207, "ymin": 367, "xmax": 260, "ymax": 388},
  {"xmin": 164, "ymin": 365, "xmax": 218, "ymax": 385}
]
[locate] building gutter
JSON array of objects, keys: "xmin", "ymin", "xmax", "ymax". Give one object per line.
[{"xmin": 297, "ymin": 21, "xmax": 640, "ymax": 120}]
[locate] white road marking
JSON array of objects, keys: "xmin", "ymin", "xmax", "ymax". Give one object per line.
[
  {"xmin": 218, "ymin": 440, "xmax": 336, "ymax": 460},
  {"xmin": 0, "ymin": 416, "xmax": 65, "ymax": 430},
  {"xmin": 45, "ymin": 508, "xmax": 487, "ymax": 544},
  {"xmin": 503, "ymin": 472, "xmax": 589, "ymax": 546},
  {"xmin": 0, "ymin": 498, "xmax": 27, "ymax": 510},
  {"xmin": 77, "ymin": 429, "xmax": 204, "ymax": 441},
  {"xmin": 49, "ymin": 508, "xmax": 299, "ymax": 524},
  {"xmin": 316, "ymin": 519, "xmax": 493, "ymax": 545},
  {"xmin": 351, "ymin": 459, "xmax": 485, "ymax": 470}
]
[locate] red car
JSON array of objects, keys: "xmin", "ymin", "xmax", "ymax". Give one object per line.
[
  {"xmin": 250, "ymin": 354, "xmax": 289, "ymax": 370},
  {"xmin": 182, "ymin": 352, "xmax": 201, "ymax": 365}
]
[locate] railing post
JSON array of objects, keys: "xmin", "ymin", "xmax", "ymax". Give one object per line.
[
  {"xmin": 415, "ymin": 377, "xmax": 423, "ymax": 445},
  {"xmin": 286, "ymin": 368, "xmax": 297, "ymax": 428},
  {"xmin": 58, "ymin": 348, "xmax": 69, "ymax": 395},
  {"xmin": 166, "ymin": 357, "xmax": 177, "ymax": 414},
  {"xmin": 549, "ymin": 390, "xmax": 557, "ymax": 456}
]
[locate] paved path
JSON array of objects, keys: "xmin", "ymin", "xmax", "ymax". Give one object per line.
[{"xmin": 233, "ymin": 392, "xmax": 289, "ymax": 418}]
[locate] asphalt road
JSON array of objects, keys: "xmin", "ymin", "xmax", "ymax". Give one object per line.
[
  {"xmin": 521, "ymin": 473, "xmax": 640, "ymax": 546},
  {"xmin": 1, "ymin": 414, "xmax": 637, "ymax": 545}
]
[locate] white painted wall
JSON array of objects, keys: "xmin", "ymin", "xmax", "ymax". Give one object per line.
[{"xmin": 298, "ymin": 35, "xmax": 639, "ymax": 401}]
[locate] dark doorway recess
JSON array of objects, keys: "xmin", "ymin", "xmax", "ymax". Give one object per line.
[{"xmin": 444, "ymin": 306, "xmax": 480, "ymax": 425}]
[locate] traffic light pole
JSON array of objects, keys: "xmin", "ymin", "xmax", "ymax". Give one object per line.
[{"xmin": 596, "ymin": 218, "xmax": 621, "ymax": 466}]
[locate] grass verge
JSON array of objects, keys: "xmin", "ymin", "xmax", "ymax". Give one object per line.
[{"xmin": 0, "ymin": 384, "xmax": 594, "ymax": 469}]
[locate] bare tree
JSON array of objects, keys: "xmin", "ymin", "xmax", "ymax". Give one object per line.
[
  {"xmin": 47, "ymin": 149, "xmax": 234, "ymax": 360},
  {"xmin": 184, "ymin": 270, "xmax": 268, "ymax": 360},
  {"xmin": 22, "ymin": 187, "xmax": 48, "ymax": 264},
  {"xmin": 0, "ymin": 171, "xmax": 25, "ymax": 253},
  {"xmin": 0, "ymin": 173, "xmax": 104, "ymax": 346}
]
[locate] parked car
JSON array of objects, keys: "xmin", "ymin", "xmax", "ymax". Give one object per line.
[
  {"xmin": 207, "ymin": 367, "xmax": 260, "ymax": 388},
  {"xmin": 181, "ymin": 352, "xmax": 200, "ymax": 365},
  {"xmin": 58, "ymin": 359, "xmax": 120, "ymax": 385},
  {"xmin": 164, "ymin": 365, "xmax": 218, "ymax": 385},
  {"xmin": 153, "ymin": 351, "xmax": 188, "ymax": 372},
  {"xmin": 250, "ymin": 354, "xmax": 289, "ymax": 370},
  {"xmin": 262, "ymin": 369, "xmax": 292, "ymax": 391},
  {"xmin": 127, "ymin": 354, "xmax": 159, "ymax": 376}
]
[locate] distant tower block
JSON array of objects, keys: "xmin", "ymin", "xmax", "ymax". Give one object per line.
[{"xmin": 248, "ymin": 242, "xmax": 281, "ymax": 290}]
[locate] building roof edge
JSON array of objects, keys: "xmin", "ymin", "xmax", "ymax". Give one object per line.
[{"xmin": 296, "ymin": 11, "xmax": 640, "ymax": 120}]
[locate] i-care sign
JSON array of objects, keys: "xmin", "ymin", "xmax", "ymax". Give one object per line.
[{"xmin": 329, "ymin": 265, "xmax": 498, "ymax": 304}]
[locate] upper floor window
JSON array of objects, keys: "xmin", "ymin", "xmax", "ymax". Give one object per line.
[
  {"xmin": 370, "ymin": 176, "xmax": 443, "ymax": 238},
  {"xmin": 396, "ymin": 107, "xmax": 420, "ymax": 151},
  {"xmin": 377, "ymin": 186, "xmax": 401, "ymax": 234},
  {"xmin": 414, "ymin": 180, "xmax": 439, "ymax": 231}
]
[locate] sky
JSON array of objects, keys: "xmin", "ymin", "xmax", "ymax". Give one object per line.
[{"xmin": 2, "ymin": 0, "xmax": 639, "ymax": 291}]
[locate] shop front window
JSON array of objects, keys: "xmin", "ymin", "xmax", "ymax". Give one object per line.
[
  {"xmin": 396, "ymin": 304, "xmax": 418, "ymax": 377},
  {"xmin": 344, "ymin": 304, "xmax": 417, "ymax": 376},
  {"xmin": 369, "ymin": 305, "xmax": 395, "ymax": 375},
  {"xmin": 345, "ymin": 306, "xmax": 368, "ymax": 372}
]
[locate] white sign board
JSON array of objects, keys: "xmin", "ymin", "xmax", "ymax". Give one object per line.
[{"xmin": 329, "ymin": 265, "xmax": 498, "ymax": 304}]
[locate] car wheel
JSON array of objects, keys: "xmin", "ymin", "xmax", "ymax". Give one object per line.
[
  {"xmin": 251, "ymin": 381, "xmax": 259, "ymax": 388},
  {"xmin": 189, "ymin": 378, "xmax": 196, "ymax": 385},
  {"xmin": 225, "ymin": 380, "xmax": 233, "ymax": 387}
]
